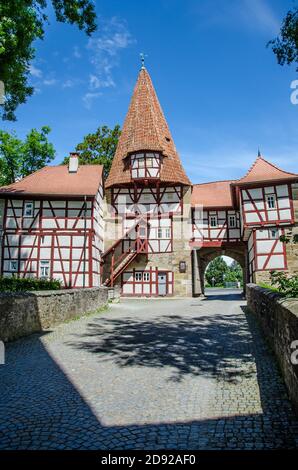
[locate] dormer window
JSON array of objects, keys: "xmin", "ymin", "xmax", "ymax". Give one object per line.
[{"xmin": 130, "ymin": 152, "xmax": 161, "ymax": 179}]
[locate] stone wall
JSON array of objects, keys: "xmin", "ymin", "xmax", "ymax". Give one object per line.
[
  {"xmin": 246, "ymin": 283, "xmax": 298, "ymax": 415},
  {"xmin": 0, "ymin": 287, "xmax": 108, "ymax": 342}
]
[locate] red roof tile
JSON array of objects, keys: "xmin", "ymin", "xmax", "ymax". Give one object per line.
[
  {"xmin": 191, "ymin": 180, "xmax": 235, "ymax": 208},
  {"xmin": 0, "ymin": 165, "xmax": 103, "ymax": 198},
  {"xmin": 106, "ymin": 68, "xmax": 190, "ymax": 187},
  {"xmin": 235, "ymin": 156, "xmax": 297, "ymax": 186}
]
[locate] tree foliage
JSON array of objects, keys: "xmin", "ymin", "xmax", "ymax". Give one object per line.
[
  {"xmin": 270, "ymin": 271, "xmax": 298, "ymax": 298},
  {"xmin": 63, "ymin": 125, "xmax": 121, "ymax": 178},
  {"xmin": 0, "ymin": 1, "xmax": 97, "ymax": 120},
  {"xmin": 268, "ymin": 6, "xmax": 298, "ymax": 71},
  {"xmin": 0, "ymin": 126, "xmax": 55, "ymax": 186},
  {"xmin": 205, "ymin": 257, "xmax": 243, "ymax": 287}
]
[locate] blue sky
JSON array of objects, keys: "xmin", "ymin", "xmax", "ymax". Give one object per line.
[{"xmin": 2, "ymin": 0, "xmax": 298, "ymax": 183}]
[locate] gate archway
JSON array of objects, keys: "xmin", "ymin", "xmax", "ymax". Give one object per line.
[{"xmin": 192, "ymin": 245, "xmax": 247, "ymax": 297}]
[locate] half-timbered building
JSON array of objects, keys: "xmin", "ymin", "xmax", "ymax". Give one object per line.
[
  {"xmin": 0, "ymin": 64, "xmax": 297, "ymax": 296},
  {"xmin": 0, "ymin": 156, "xmax": 104, "ymax": 288}
]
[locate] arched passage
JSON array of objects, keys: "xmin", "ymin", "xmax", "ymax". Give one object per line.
[{"xmin": 192, "ymin": 246, "xmax": 247, "ymax": 297}]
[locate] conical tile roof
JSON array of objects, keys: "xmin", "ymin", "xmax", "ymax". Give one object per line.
[{"xmin": 106, "ymin": 67, "xmax": 190, "ymax": 187}]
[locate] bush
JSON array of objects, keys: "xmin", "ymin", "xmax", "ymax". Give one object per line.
[
  {"xmin": 269, "ymin": 271, "xmax": 298, "ymax": 298},
  {"xmin": 0, "ymin": 276, "xmax": 62, "ymax": 292}
]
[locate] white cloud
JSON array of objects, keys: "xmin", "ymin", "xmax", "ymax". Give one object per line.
[
  {"xmin": 29, "ymin": 64, "xmax": 42, "ymax": 78},
  {"xmin": 195, "ymin": 0, "xmax": 280, "ymax": 35},
  {"xmin": 73, "ymin": 46, "xmax": 82, "ymax": 59},
  {"xmin": 43, "ymin": 78, "xmax": 58, "ymax": 86},
  {"xmin": 82, "ymin": 92, "xmax": 102, "ymax": 109},
  {"xmin": 87, "ymin": 17, "xmax": 135, "ymax": 90},
  {"xmin": 241, "ymin": 0, "xmax": 280, "ymax": 34}
]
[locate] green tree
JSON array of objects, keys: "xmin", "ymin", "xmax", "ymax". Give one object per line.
[
  {"xmin": 0, "ymin": 1, "xmax": 97, "ymax": 121},
  {"xmin": 0, "ymin": 126, "xmax": 55, "ymax": 185},
  {"xmin": 0, "ymin": 131, "xmax": 23, "ymax": 185},
  {"xmin": 205, "ymin": 257, "xmax": 229, "ymax": 287},
  {"xmin": 224, "ymin": 260, "xmax": 243, "ymax": 284},
  {"xmin": 63, "ymin": 125, "xmax": 121, "ymax": 178},
  {"xmin": 268, "ymin": 5, "xmax": 298, "ymax": 71}
]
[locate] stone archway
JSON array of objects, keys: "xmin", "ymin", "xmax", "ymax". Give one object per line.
[{"xmin": 192, "ymin": 245, "xmax": 247, "ymax": 297}]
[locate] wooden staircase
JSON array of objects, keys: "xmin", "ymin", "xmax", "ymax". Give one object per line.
[{"xmin": 101, "ymin": 221, "xmax": 148, "ymax": 287}]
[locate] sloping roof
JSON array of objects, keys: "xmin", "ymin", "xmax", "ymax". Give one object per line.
[
  {"xmin": 191, "ymin": 180, "xmax": 234, "ymax": 208},
  {"xmin": 235, "ymin": 156, "xmax": 298, "ymax": 186},
  {"xmin": 105, "ymin": 67, "xmax": 190, "ymax": 187},
  {"xmin": 0, "ymin": 165, "xmax": 103, "ymax": 198}
]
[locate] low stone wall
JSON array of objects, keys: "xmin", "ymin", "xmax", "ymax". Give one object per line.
[
  {"xmin": 246, "ymin": 283, "xmax": 298, "ymax": 416},
  {"xmin": 0, "ymin": 287, "xmax": 108, "ymax": 342}
]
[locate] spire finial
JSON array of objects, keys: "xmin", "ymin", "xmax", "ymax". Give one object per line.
[
  {"xmin": 258, "ymin": 148, "xmax": 261, "ymax": 157},
  {"xmin": 140, "ymin": 52, "xmax": 147, "ymax": 70}
]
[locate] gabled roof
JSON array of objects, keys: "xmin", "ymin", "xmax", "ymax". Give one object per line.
[
  {"xmin": 105, "ymin": 67, "xmax": 190, "ymax": 187},
  {"xmin": 234, "ymin": 156, "xmax": 298, "ymax": 186},
  {"xmin": 0, "ymin": 165, "xmax": 103, "ymax": 198},
  {"xmin": 191, "ymin": 180, "xmax": 235, "ymax": 208}
]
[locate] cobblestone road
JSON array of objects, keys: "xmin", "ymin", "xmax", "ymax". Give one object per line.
[{"xmin": 1, "ymin": 290, "xmax": 298, "ymax": 450}]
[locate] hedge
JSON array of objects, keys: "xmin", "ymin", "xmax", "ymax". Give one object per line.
[{"xmin": 0, "ymin": 276, "xmax": 61, "ymax": 292}]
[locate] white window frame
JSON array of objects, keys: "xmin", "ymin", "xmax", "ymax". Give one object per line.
[
  {"xmin": 269, "ymin": 228, "xmax": 279, "ymax": 239},
  {"xmin": 165, "ymin": 227, "xmax": 171, "ymax": 239},
  {"xmin": 267, "ymin": 194, "xmax": 276, "ymax": 209},
  {"xmin": 143, "ymin": 272, "xmax": 150, "ymax": 282},
  {"xmin": 228, "ymin": 215, "xmax": 236, "ymax": 228},
  {"xmin": 209, "ymin": 215, "xmax": 218, "ymax": 227},
  {"xmin": 24, "ymin": 201, "xmax": 34, "ymax": 217},
  {"xmin": 135, "ymin": 272, "xmax": 142, "ymax": 282},
  {"xmin": 157, "ymin": 227, "xmax": 163, "ymax": 239},
  {"xmin": 10, "ymin": 260, "xmax": 18, "ymax": 272},
  {"xmin": 40, "ymin": 260, "xmax": 50, "ymax": 279}
]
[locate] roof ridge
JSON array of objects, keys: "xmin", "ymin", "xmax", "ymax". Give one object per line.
[
  {"xmin": 193, "ymin": 179, "xmax": 234, "ymax": 186},
  {"xmin": 257, "ymin": 155, "xmax": 297, "ymax": 176}
]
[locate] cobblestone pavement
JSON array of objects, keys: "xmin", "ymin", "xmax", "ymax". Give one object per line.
[{"xmin": 1, "ymin": 290, "xmax": 298, "ymax": 450}]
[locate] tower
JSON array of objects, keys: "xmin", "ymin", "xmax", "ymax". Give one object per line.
[{"xmin": 102, "ymin": 65, "xmax": 192, "ymax": 296}]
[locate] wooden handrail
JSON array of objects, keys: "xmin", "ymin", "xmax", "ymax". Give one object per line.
[{"xmin": 101, "ymin": 223, "xmax": 139, "ymax": 259}]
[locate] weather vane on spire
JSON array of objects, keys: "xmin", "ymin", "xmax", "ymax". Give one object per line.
[{"xmin": 140, "ymin": 52, "xmax": 147, "ymax": 69}]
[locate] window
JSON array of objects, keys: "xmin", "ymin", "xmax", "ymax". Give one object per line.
[
  {"xmin": 24, "ymin": 201, "xmax": 34, "ymax": 217},
  {"xmin": 10, "ymin": 261, "xmax": 18, "ymax": 272},
  {"xmin": 40, "ymin": 260, "xmax": 50, "ymax": 279},
  {"xmin": 267, "ymin": 195, "xmax": 276, "ymax": 209},
  {"xmin": 138, "ymin": 158, "xmax": 145, "ymax": 168},
  {"xmin": 228, "ymin": 215, "xmax": 236, "ymax": 228},
  {"xmin": 139, "ymin": 226, "xmax": 146, "ymax": 238},
  {"xmin": 147, "ymin": 157, "xmax": 153, "ymax": 168},
  {"xmin": 135, "ymin": 272, "xmax": 142, "ymax": 281},
  {"xmin": 143, "ymin": 272, "xmax": 150, "ymax": 282},
  {"xmin": 165, "ymin": 227, "xmax": 171, "ymax": 239},
  {"xmin": 157, "ymin": 228, "xmax": 163, "ymax": 239},
  {"xmin": 210, "ymin": 215, "xmax": 217, "ymax": 227},
  {"xmin": 269, "ymin": 228, "xmax": 279, "ymax": 239}
]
